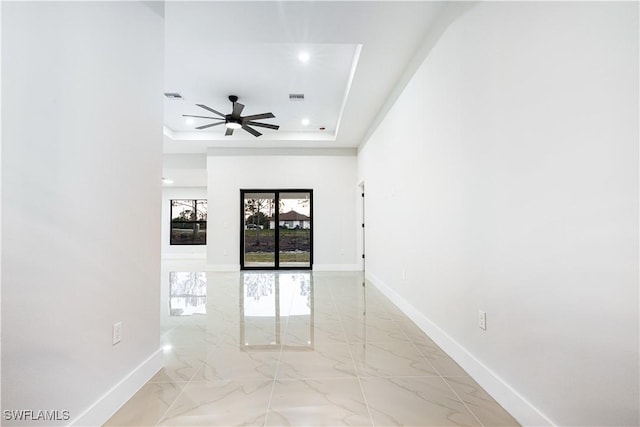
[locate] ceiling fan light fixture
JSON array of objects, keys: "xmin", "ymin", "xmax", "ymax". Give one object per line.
[{"xmin": 226, "ymin": 121, "xmax": 242, "ymax": 130}]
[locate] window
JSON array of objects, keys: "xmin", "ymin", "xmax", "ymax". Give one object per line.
[
  {"xmin": 241, "ymin": 190, "xmax": 312, "ymax": 269},
  {"xmin": 170, "ymin": 199, "xmax": 207, "ymax": 245}
]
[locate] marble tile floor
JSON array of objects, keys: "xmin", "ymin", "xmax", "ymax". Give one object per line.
[{"xmin": 105, "ymin": 271, "xmax": 519, "ymax": 427}]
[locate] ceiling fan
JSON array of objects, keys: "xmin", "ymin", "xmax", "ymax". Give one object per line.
[{"xmin": 183, "ymin": 95, "xmax": 279, "ymax": 137}]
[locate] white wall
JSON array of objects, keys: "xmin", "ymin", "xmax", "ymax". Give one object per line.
[
  {"xmin": 207, "ymin": 148, "xmax": 358, "ymax": 271},
  {"xmin": 2, "ymin": 2, "xmax": 164, "ymax": 425},
  {"xmin": 358, "ymin": 2, "xmax": 638, "ymax": 426},
  {"xmin": 163, "ymin": 153, "xmax": 208, "ymax": 188},
  {"xmin": 0, "ymin": 0, "xmax": 3, "ymax": 409},
  {"xmin": 162, "ymin": 186, "xmax": 208, "ymax": 259}
]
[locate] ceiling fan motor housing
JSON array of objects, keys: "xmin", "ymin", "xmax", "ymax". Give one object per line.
[{"xmin": 226, "ymin": 116, "xmax": 242, "ymax": 128}]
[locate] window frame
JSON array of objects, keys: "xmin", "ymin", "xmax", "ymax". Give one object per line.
[{"xmin": 169, "ymin": 199, "xmax": 208, "ymax": 246}]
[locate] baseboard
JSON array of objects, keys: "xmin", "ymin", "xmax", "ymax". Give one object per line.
[
  {"xmin": 365, "ymin": 271, "xmax": 555, "ymax": 427},
  {"xmin": 70, "ymin": 348, "xmax": 162, "ymax": 427},
  {"xmin": 198, "ymin": 264, "xmax": 359, "ymax": 272},
  {"xmin": 205, "ymin": 264, "xmax": 241, "ymax": 272},
  {"xmin": 313, "ymin": 264, "xmax": 360, "ymax": 271},
  {"xmin": 161, "ymin": 253, "xmax": 206, "ymax": 260}
]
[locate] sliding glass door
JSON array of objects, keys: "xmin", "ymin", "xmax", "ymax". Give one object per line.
[
  {"xmin": 242, "ymin": 192, "xmax": 276, "ymax": 268},
  {"xmin": 241, "ymin": 190, "xmax": 313, "ymax": 270},
  {"xmin": 278, "ymin": 192, "xmax": 312, "ymax": 268}
]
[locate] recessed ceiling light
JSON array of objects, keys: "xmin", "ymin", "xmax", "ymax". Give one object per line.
[
  {"xmin": 298, "ymin": 51, "xmax": 310, "ymax": 63},
  {"xmin": 162, "ymin": 178, "xmax": 174, "ymax": 185},
  {"xmin": 301, "ymin": 118, "xmax": 310, "ymax": 126},
  {"xmin": 185, "ymin": 117, "xmax": 194, "ymax": 125}
]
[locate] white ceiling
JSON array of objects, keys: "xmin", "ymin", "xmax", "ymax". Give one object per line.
[{"xmin": 163, "ymin": 1, "xmax": 448, "ymax": 153}]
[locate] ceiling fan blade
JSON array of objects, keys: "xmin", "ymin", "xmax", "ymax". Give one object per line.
[
  {"xmin": 195, "ymin": 122, "xmax": 225, "ymax": 130},
  {"xmin": 225, "ymin": 127, "xmax": 234, "ymax": 136},
  {"xmin": 183, "ymin": 114, "xmax": 224, "ymax": 120},
  {"xmin": 196, "ymin": 104, "xmax": 226, "ymax": 117},
  {"xmin": 241, "ymin": 112, "xmax": 275, "ymax": 121},
  {"xmin": 242, "ymin": 124, "xmax": 262, "ymax": 137},
  {"xmin": 231, "ymin": 102, "xmax": 245, "ymax": 118},
  {"xmin": 245, "ymin": 121, "xmax": 279, "ymax": 130}
]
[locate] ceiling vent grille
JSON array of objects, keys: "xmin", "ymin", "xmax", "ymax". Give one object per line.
[
  {"xmin": 289, "ymin": 93, "xmax": 305, "ymax": 101},
  {"xmin": 164, "ymin": 92, "xmax": 183, "ymax": 100}
]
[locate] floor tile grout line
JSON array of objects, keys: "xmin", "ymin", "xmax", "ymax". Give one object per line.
[
  {"xmin": 441, "ymin": 376, "xmax": 486, "ymax": 427},
  {"xmin": 364, "ymin": 276, "xmax": 484, "ymax": 426},
  {"xmin": 153, "ymin": 385, "xmax": 186, "ymax": 427},
  {"xmin": 332, "ymin": 280, "xmax": 376, "ymax": 427},
  {"xmin": 153, "ymin": 352, "xmax": 203, "ymax": 427},
  {"xmin": 264, "ymin": 279, "xmax": 293, "ymax": 427},
  {"xmin": 375, "ymin": 280, "xmax": 486, "ymax": 426},
  {"xmin": 130, "ymin": 269, "xmax": 516, "ymax": 427},
  {"xmin": 263, "ymin": 376, "xmax": 279, "ymax": 426},
  {"xmin": 156, "ymin": 270, "xmax": 244, "ymax": 426},
  {"xmin": 155, "ymin": 270, "xmax": 211, "ymax": 426},
  {"xmin": 360, "ymin": 285, "xmax": 456, "ymax": 380}
]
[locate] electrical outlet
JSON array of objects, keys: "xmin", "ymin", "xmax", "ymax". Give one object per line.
[
  {"xmin": 112, "ymin": 322, "xmax": 122, "ymax": 345},
  {"xmin": 478, "ymin": 310, "xmax": 487, "ymax": 331}
]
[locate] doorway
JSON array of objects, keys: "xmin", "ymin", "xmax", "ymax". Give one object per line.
[{"xmin": 241, "ymin": 189, "xmax": 313, "ymax": 270}]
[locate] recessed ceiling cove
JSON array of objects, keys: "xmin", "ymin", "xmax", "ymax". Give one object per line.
[
  {"xmin": 164, "ymin": 42, "xmax": 360, "ymax": 141},
  {"xmin": 162, "ymin": 1, "xmax": 447, "ymax": 151}
]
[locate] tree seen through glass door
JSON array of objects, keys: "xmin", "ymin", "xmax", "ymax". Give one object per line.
[{"xmin": 242, "ymin": 190, "xmax": 312, "ymax": 269}]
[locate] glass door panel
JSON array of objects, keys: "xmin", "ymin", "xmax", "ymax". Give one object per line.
[
  {"xmin": 243, "ymin": 192, "xmax": 276, "ymax": 268},
  {"xmin": 278, "ymin": 192, "xmax": 312, "ymax": 268}
]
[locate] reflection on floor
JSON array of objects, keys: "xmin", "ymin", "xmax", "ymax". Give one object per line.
[{"xmin": 105, "ymin": 270, "xmax": 520, "ymax": 426}]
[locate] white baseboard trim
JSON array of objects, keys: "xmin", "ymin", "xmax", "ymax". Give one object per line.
[
  {"xmin": 365, "ymin": 271, "xmax": 555, "ymax": 427},
  {"xmin": 313, "ymin": 264, "xmax": 360, "ymax": 271},
  {"xmin": 194, "ymin": 264, "xmax": 360, "ymax": 272},
  {"xmin": 205, "ymin": 264, "xmax": 241, "ymax": 272},
  {"xmin": 161, "ymin": 253, "xmax": 206, "ymax": 260},
  {"xmin": 70, "ymin": 348, "xmax": 162, "ymax": 427}
]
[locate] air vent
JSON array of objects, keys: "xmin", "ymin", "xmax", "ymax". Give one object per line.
[
  {"xmin": 289, "ymin": 93, "xmax": 305, "ymax": 101},
  {"xmin": 164, "ymin": 92, "xmax": 183, "ymax": 100}
]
